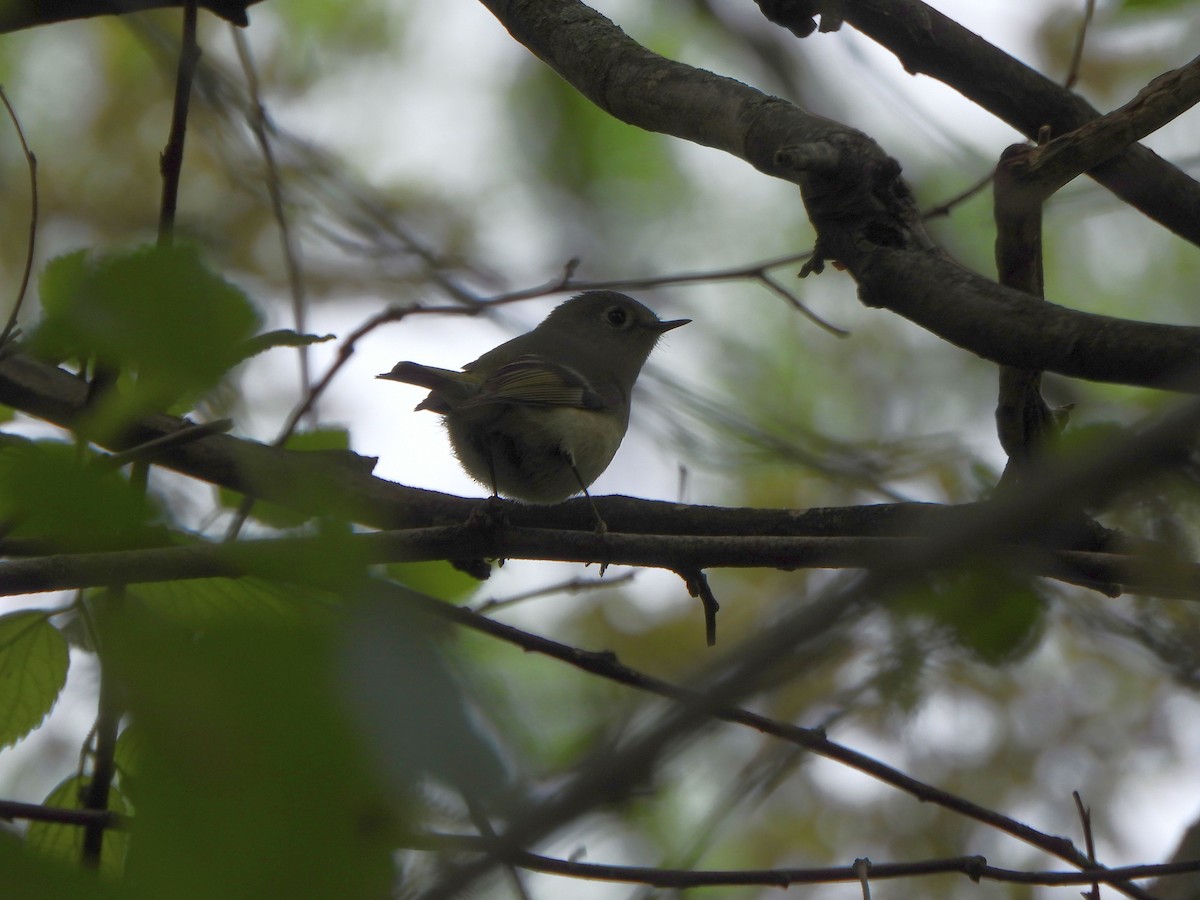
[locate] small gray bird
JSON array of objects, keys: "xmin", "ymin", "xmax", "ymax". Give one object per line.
[{"xmin": 378, "ymin": 291, "xmax": 689, "ymax": 504}]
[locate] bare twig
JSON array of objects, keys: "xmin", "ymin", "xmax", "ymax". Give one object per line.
[
  {"xmin": 80, "ymin": 587, "xmax": 124, "ymax": 868},
  {"xmin": 472, "ymin": 572, "xmax": 636, "ymax": 614},
  {"xmin": 0, "ymin": 797, "xmax": 125, "ymax": 829},
  {"xmin": 231, "ymin": 28, "xmax": 312, "ymax": 415},
  {"xmin": 0, "ymin": 85, "xmax": 37, "ymax": 347},
  {"xmin": 854, "ymin": 857, "xmax": 872, "ymax": 900},
  {"xmin": 680, "ymin": 569, "xmax": 720, "ymax": 646},
  {"xmin": 158, "ymin": 0, "xmax": 200, "ymax": 246},
  {"xmin": 1065, "ymin": 0, "xmax": 1096, "ymax": 91},
  {"xmin": 95, "ymin": 418, "xmax": 233, "ymax": 470},
  {"xmin": 407, "ymin": 833, "xmax": 1200, "ymax": 890},
  {"xmin": 1075, "ymin": 790, "xmax": 1101, "ymax": 900}
]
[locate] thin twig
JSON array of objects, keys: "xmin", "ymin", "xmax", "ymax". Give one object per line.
[
  {"xmin": 0, "ymin": 85, "xmax": 37, "ymax": 347},
  {"xmin": 158, "ymin": 0, "xmax": 200, "ymax": 246},
  {"xmin": 95, "ymin": 418, "xmax": 233, "ymax": 469},
  {"xmin": 222, "ymin": 303, "xmax": 459, "ymax": 539},
  {"xmin": 1075, "ymin": 790, "xmax": 1101, "ymax": 900},
  {"xmin": 0, "ymin": 798, "xmax": 125, "ymax": 829},
  {"xmin": 854, "ymin": 857, "xmax": 872, "ymax": 900},
  {"xmin": 1065, "ymin": 0, "xmax": 1096, "ymax": 91},
  {"xmin": 407, "ymin": 834, "xmax": 1200, "ymax": 890},
  {"xmin": 463, "ymin": 793, "xmax": 532, "ymax": 900},
  {"xmin": 472, "ymin": 572, "xmax": 636, "ymax": 614},
  {"xmin": 80, "ymin": 588, "xmax": 124, "ymax": 868},
  {"xmin": 921, "ymin": 169, "xmax": 995, "ymax": 219},
  {"xmin": 231, "ymin": 28, "xmax": 312, "ymax": 418},
  {"xmin": 680, "ymin": 569, "xmax": 720, "ymax": 646}
]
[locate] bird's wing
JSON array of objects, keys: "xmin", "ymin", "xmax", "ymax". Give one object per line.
[{"xmin": 465, "ymin": 356, "xmax": 612, "ymax": 409}]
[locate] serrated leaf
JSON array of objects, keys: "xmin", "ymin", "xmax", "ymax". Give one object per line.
[
  {"xmin": 0, "ymin": 611, "xmax": 69, "ymax": 749},
  {"xmin": 26, "ymin": 775, "xmax": 130, "ymax": 879}
]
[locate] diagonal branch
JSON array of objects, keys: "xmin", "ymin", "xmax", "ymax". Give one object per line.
[
  {"xmin": 475, "ymin": 0, "xmax": 1200, "ymax": 391},
  {"xmin": 753, "ymin": 0, "xmax": 1200, "ymax": 247}
]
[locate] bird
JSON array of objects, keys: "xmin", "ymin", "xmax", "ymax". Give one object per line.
[{"xmin": 377, "ymin": 291, "xmax": 689, "ymax": 509}]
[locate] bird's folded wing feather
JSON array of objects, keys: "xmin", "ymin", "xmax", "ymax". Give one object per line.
[{"xmin": 465, "ymin": 356, "xmax": 609, "ymax": 408}]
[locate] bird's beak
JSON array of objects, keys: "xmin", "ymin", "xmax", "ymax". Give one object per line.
[{"xmin": 654, "ymin": 318, "xmax": 691, "ymax": 333}]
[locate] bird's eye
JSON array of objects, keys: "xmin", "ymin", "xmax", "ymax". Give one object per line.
[{"xmin": 605, "ymin": 306, "xmax": 629, "ymax": 327}]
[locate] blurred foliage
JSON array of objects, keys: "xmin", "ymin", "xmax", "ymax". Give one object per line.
[
  {"xmin": 0, "ymin": 1, "xmax": 1198, "ymax": 899},
  {"xmin": 32, "ymin": 245, "xmax": 260, "ymax": 432},
  {"xmin": 0, "ymin": 440, "xmax": 158, "ymax": 542}
]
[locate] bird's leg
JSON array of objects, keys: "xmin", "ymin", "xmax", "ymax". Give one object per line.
[
  {"xmin": 570, "ymin": 464, "xmax": 608, "ymax": 536},
  {"xmin": 466, "ymin": 441, "xmax": 508, "ymax": 529}
]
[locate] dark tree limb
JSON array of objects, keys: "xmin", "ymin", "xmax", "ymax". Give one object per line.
[
  {"xmin": 992, "ymin": 142, "xmax": 1059, "ymax": 479},
  {"xmin": 475, "ymin": 0, "xmax": 1200, "ymax": 390},
  {"xmin": 0, "ymin": 0, "xmax": 261, "ymax": 33},
  {"xmin": 0, "ymin": 351, "xmax": 1125, "ymax": 547},
  {"xmin": 753, "ymin": 0, "xmax": 1200, "ymax": 247}
]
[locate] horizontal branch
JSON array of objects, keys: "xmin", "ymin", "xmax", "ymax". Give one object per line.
[
  {"xmin": 856, "ymin": 248, "xmax": 1200, "ymax": 390},
  {"xmin": 412, "ymin": 834, "xmax": 1200, "ymax": 890},
  {"xmin": 0, "ymin": 526, "xmax": 1196, "ymax": 601},
  {"xmin": 0, "ymin": 797, "xmax": 123, "ymax": 829},
  {"xmin": 476, "ymin": 0, "xmax": 1200, "ymax": 390},
  {"xmin": 0, "ymin": 351, "xmax": 1123, "ymax": 545},
  {"xmin": 0, "ymin": 0, "xmax": 261, "ymax": 32}
]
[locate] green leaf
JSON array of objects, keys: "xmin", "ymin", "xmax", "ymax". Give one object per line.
[
  {"xmin": 234, "ymin": 329, "xmax": 335, "ymax": 367},
  {"xmin": 0, "ymin": 611, "xmax": 69, "ymax": 749},
  {"xmin": 898, "ymin": 566, "xmax": 1047, "ymax": 665},
  {"xmin": 0, "ymin": 837, "xmax": 123, "ymax": 900},
  {"xmin": 113, "ymin": 724, "xmax": 144, "ymax": 800},
  {"xmin": 384, "ymin": 561, "xmax": 482, "ymax": 602},
  {"xmin": 1118, "ymin": 0, "xmax": 1191, "ymax": 9},
  {"xmin": 341, "ymin": 593, "xmax": 509, "ymax": 802},
  {"xmin": 26, "ymin": 775, "xmax": 130, "ymax": 880},
  {"xmin": 130, "ymin": 577, "xmax": 338, "ymax": 628},
  {"xmin": 0, "ymin": 440, "xmax": 156, "ymax": 542},
  {"xmin": 32, "ymin": 245, "xmax": 261, "ymax": 426},
  {"xmin": 111, "ymin": 614, "xmax": 395, "ymax": 900}
]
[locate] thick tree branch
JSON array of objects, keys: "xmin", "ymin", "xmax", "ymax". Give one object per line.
[
  {"xmin": 476, "ymin": 0, "xmax": 1200, "ymax": 390},
  {"xmin": 0, "ymin": 527, "xmax": 1195, "ymax": 600},
  {"xmin": 852, "ymin": 247, "xmax": 1200, "ymax": 390},
  {"xmin": 0, "ymin": 351, "xmax": 1123, "ymax": 545},
  {"xmin": 0, "ymin": 0, "xmax": 260, "ymax": 33},
  {"xmin": 754, "ymin": 0, "xmax": 1200, "ymax": 247}
]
